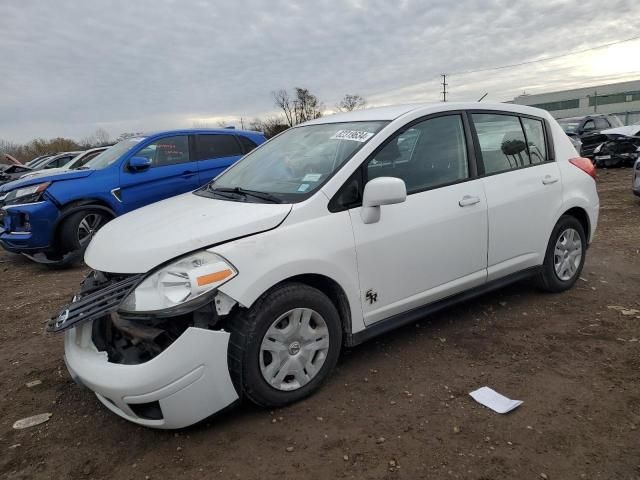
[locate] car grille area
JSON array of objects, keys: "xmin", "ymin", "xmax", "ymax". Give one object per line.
[{"xmin": 48, "ymin": 272, "xmax": 142, "ymax": 333}]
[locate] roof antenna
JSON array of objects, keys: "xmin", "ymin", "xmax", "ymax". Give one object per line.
[{"xmin": 477, "ymin": 93, "xmax": 488, "ymax": 102}]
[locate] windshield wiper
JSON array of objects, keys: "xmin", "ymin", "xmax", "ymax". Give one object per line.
[
  {"xmin": 211, "ymin": 186, "xmax": 283, "ymax": 203},
  {"xmin": 207, "ymin": 187, "xmax": 244, "ymax": 201}
]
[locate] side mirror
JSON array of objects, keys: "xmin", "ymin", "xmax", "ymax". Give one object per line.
[
  {"xmin": 361, "ymin": 177, "xmax": 407, "ymax": 224},
  {"xmin": 128, "ymin": 156, "xmax": 152, "ymax": 172}
]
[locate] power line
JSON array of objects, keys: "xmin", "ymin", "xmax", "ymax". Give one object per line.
[{"xmin": 446, "ymin": 35, "xmax": 640, "ymax": 77}]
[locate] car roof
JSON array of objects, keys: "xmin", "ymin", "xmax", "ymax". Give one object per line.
[
  {"xmin": 558, "ymin": 114, "xmax": 611, "ymax": 122},
  {"xmin": 144, "ymin": 128, "xmax": 265, "ymax": 138},
  {"xmin": 49, "ymin": 151, "xmax": 83, "ymax": 158},
  {"xmin": 302, "ymin": 102, "xmax": 552, "ymax": 125}
]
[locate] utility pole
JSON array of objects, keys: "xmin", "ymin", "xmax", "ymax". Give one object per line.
[
  {"xmin": 441, "ymin": 74, "xmax": 448, "ymax": 102},
  {"xmin": 593, "ymin": 90, "xmax": 598, "ymax": 113}
]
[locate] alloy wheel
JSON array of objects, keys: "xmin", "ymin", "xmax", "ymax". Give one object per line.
[
  {"xmin": 553, "ymin": 227, "xmax": 582, "ymax": 281},
  {"xmin": 77, "ymin": 213, "xmax": 105, "ymax": 245}
]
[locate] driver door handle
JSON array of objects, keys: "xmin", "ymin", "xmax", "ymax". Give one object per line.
[
  {"xmin": 181, "ymin": 170, "xmax": 197, "ymax": 178},
  {"xmin": 459, "ymin": 195, "xmax": 480, "ymax": 207},
  {"xmin": 542, "ymin": 175, "xmax": 559, "ymax": 185}
]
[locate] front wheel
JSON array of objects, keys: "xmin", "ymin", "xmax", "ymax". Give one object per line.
[
  {"xmin": 58, "ymin": 210, "xmax": 110, "ymax": 256},
  {"xmin": 227, "ymin": 283, "xmax": 342, "ymax": 408},
  {"xmin": 535, "ymin": 215, "xmax": 586, "ymax": 292}
]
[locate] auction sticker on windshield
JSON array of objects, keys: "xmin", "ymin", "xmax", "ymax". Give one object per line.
[
  {"xmin": 302, "ymin": 173, "xmax": 322, "ymax": 182},
  {"xmin": 330, "ymin": 130, "xmax": 374, "ymax": 142}
]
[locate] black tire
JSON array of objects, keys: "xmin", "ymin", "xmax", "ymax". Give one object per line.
[
  {"xmin": 227, "ymin": 282, "xmax": 342, "ymax": 408},
  {"xmin": 535, "ymin": 215, "xmax": 586, "ymax": 292},
  {"xmin": 58, "ymin": 209, "xmax": 110, "ymax": 255}
]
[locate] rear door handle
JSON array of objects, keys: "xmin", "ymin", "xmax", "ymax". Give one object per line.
[
  {"xmin": 542, "ymin": 175, "xmax": 559, "ymax": 185},
  {"xmin": 459, "ymin": 195, "xmax": 480, "ymax": 207},
  {"xmin": 181, "ymin": 170, "xmax": 197, "ymax": 178}
]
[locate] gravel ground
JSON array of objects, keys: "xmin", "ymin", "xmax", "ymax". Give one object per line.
[{"xmin": 0, "ymin": 168, "xmax": 639, "ymax": 480}]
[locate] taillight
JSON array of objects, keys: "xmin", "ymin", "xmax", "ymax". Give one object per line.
[{"xmin": 569, "ymin": 157, "xmax": 596, "ymax": 179}]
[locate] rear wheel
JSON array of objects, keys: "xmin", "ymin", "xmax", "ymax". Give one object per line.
[
  {"xmin": 227, "ymin": 283, "xmax": 342, "ymax": 408},
  {"xmin": 535, "ymin": 215, "xmax": 586, "ymax": 292}
]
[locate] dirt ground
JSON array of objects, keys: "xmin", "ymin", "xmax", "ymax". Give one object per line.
[{"xmin": 0, "ymin": 168, "xmax": 639, "ymax": 480}]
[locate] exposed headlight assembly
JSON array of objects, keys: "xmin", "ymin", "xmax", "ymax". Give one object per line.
[
  {"xmin": 119, "ymin": 251, "xmax": 237, "ymax": 314},
  {"xmin": 593, "ymin": 143, "xmax": 604, "ymax": 154},
  {"xmin": 3, "ymin": 182, "xmax": 50, "ymax": 206}
]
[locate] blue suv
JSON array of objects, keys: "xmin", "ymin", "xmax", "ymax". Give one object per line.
[{"xmin": 0, "ymin": 129, "xmax": 266, "ymax": 264}]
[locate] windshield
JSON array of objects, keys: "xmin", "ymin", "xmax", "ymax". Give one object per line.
[
  {"xmin": 558, "ymin": 120, "xmax": 580, "ymax": 134},
  {"xmin": 203, "ymin": 121, "xmax": 387, "ymax": 203},
  {"xmin": 28, "ymin": 156, "xmax": 51, "ymax": 169},
  {"xmin": 84, "ymin": 138, "xmax": 145, "ymax": 169}
]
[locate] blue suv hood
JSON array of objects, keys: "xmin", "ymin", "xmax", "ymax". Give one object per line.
[{"xmin": 0, "ymin": 169, "xmax": 95, "ymax": 193}]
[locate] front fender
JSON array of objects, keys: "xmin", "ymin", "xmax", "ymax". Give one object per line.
[
  {"xmin": 214, "ymin": 211, "xmax": 366, "ymax": 335},
  {"xmin": 53, "ymin": 202, "xmax": 116, "ymax": 233}
]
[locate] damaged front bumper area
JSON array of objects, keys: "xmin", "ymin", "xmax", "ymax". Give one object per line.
[{"xmin": 52, "ymin": 271, "xmax": 240, "ymax": 429}]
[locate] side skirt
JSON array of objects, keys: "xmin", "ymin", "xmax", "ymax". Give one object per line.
[{"xmin": 346, "ymin": 266, "xmax": 542, "ymax": 347}]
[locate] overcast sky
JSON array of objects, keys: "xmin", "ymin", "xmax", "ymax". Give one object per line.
[{"xmin": 1, "ymin": 0, "xmax": 639, "ymax": 143}]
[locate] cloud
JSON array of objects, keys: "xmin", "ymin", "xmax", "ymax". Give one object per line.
[{"xmin": 0, "ymin": 0, "xmax": 638, "ymax": 142}]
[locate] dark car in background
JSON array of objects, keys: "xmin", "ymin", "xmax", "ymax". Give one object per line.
[
  {"xmin": 557, "ymin": 114, "xmax": 624, "ymax": 158},
  {"xmin": 592, "ymin": 124, "xmax": 640, "ymax": 168}
]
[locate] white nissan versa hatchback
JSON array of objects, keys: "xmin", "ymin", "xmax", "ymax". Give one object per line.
[{"xmin": 50, "ymin": 103, "xmax": 599, "ymax": 428}]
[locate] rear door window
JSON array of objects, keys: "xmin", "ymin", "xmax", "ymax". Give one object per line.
[
  {"xmin": 195, "ymin": 134, "xmax": 243, "ymax": 160},
  {"xmin": 521, "ymin": 117, "xmax": 547, "ymax": 164},
  {"xmin": 472, "ymin": 114, "xmax": 531, "ymax": 174},
  {"xmin": 595, "ymin": 117, "xmax": 610, "ymax": 129}
]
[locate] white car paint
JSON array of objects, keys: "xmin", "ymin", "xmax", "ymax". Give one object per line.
[
  {"xmin": 65, "ymin": 101, "xmax": 600, "ymax": 428},
  {"xmin": 86, "ymin": 192, "xmax": 293, "ymax": 273},
  {"xmin": 65, "ymin": 322, "xmax": 237, "ymax": 429},
  {"xmin": 601, "ymin": 124, "xmax": 640, "ymax": 137}
]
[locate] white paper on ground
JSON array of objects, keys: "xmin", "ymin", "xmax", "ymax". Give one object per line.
[{"xmin": 469, "ymin": 387, "xmax": 523, "ymax": 414}]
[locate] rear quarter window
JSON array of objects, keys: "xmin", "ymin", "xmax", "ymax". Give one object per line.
[
  {"xmin": 238, "ymin": 135, "xmax": 259, "ymax": 154},
  {"xmin": 195, "ymin": 134, "xmax": 243, "ymax": 160}
]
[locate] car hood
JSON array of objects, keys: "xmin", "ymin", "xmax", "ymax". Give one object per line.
[
  {"xmin": 19, "ymin": 167, "xmax": 68, "ymax": 180},
  {"xmin": 0, "ymin": 169, "xmax": 95, "ymax": 193},
  {"xmin": 601, "ymin": 125, "xmax": 640, "ymax": 137},
  {"xmin": 85, "ymin": 192, "xmax": 293, "ymax": 273}
]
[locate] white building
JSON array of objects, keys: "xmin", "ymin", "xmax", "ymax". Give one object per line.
[{"xmin": 511, "ymin": 79, "xmax": 640, "ymax": 125}]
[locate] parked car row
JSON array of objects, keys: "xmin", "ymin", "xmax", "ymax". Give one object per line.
[
  {"xmin": 0, "ymin": 151, "xmax": 84, "ymax": 186},
  {"xmin": 0, "ymin": 129, "xmax": 266, "ymax": 265},
  {"xmin": 43, "ymin": 103, "xmax": 600, "ymax": 429}
]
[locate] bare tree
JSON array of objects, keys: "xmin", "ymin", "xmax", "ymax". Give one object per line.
[
  {"xmin": 116, "ymin": 132, "xmax": 144, "ymax": 142},
  {"xmin": 0, "ymin": 139, "xmax": 23, "ymax": 160},
  {"xmin": 94, "ymin": 128, "xmax": 110, "ymax": 146},
  {"xmin": 249, "ymin": 116, "xmax": 289, "ymax": 138},
  {"xmin": 336, "ymin": 94, "xmax": 366, "ymax": 112},
  {"xmin": 273, "ymin": 89, "xmax": 296, "ymax": 127},
  {"xmin": 293, "ymin": 87, "xmax": 323, "ymax": 124}
]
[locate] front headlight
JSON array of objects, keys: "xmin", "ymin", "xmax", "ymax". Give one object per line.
[
  {"xmin": 3, "ymin": 182, "xmax": 50, "ymax": 206},
  {"xmin": 593, "ymin": 143, "xmax": 603, "ymax": 154},
  {"xmin": 119, "ymin": 251, "xmax": 237, "ymax": 314}
]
